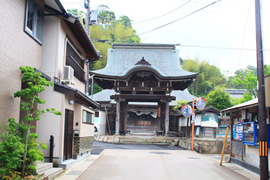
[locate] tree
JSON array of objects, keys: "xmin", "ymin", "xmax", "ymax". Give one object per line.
[
  {"xmin": 231, "ymin": 92, "xmax": 253, "ymax": 106},
  {"xmin": 13, "ymin": 66, "xmax": 61, "ymax": 177},
  {"xmin": 173, "ymin": 100, "xmax": 189, "ymax": 112},
  {"xmin": 234, "ymin": 71, "xmax": 257, "ymax": 98},
  {"xmin": 206, "ymin": 87, "xmax": 232, "ymax": 110},
  {"xmin": 264, "ymin": 65, "xmax": 270, "ymax": 75},
  {"xmin": 97, "ymin": 5, "xmax": 116, "ymax": 24},
  {"xmin": 117, "ymin": 15, "xmax": 133, "ymax": 27},
  {"xmin": 181, "ymin": 59, "xmax": 226, "ymax": 97}
]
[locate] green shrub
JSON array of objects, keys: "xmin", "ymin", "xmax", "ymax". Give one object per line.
[
  {"xmin": 0, "ymin": 119, "xmax": 24, "ymax": 179},
  {"xmin": 0, "ymin": 66, "xmax": 61, "ymax": 178}
]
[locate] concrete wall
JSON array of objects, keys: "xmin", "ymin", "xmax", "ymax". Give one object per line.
[
  {"xmin": 0, "ymin": 0, "xmax": 43, "ymax": 123},
  {"xmin": 245, "ymin": 145, "xmax": 259, "ymax": 167},
  {"xmin": 97, "ymin": 110, "xmax": 107, "ymax": 135},
  {"xmin": 179, "ymin": 114, "xmax": 201, "ymax": 128}
]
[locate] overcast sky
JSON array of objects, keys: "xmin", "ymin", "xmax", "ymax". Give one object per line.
[{"xmin": 61, "ymin": 0, "xmax": 270, "ymax": 76}]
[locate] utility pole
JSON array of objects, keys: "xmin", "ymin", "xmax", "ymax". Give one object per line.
[
  {"xmin": 255, "ymin": 0, "xmax": 269, "ymax": 179},
  {"xmin": 86, "ymin": 0, "xmax": 90, "ymax": 36},
  {"xmin": 85, "ymin": 0, "xmax": 90, "ymax": 95}
]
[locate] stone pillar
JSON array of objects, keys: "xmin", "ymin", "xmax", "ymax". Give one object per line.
[
  {"xmin": 165, "ymin": 100, "xmax": 169, "ymax": 136},
  {"xmin": 115, "ymin": 99, "xmax": 120, "ymax": 136}
]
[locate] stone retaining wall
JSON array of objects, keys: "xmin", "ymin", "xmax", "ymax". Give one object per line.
[
  {"xmin": 179, "ymin": 138, "xmax": 230, "ymax": 154},
  {"xmin": 94, "ymin": 135, "xmax": 181, "ymax": 145},
  {"xmin": 94, "ymin": 136, "xmax": 230, "ymax": 154}
]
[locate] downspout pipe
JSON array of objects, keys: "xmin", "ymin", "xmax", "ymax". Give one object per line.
[{"xmin": 85, "ymin": 59, "xmax": 90, "ymax": 95}]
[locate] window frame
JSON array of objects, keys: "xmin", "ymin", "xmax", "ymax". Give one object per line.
[
  {"xmin": 82, "ymin": 110, "xmax": 93, "ymax": 125},
  {"xmin": 24, "ymin": 0, "xmax": 44, "ymax": 44}
]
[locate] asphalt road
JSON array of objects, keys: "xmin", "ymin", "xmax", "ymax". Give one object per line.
[{"xmin": 77, "ymin": 142, "xmax": 252, "ymax": 180}]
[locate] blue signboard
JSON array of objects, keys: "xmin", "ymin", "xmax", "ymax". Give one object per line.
[{"xmin": 238, "ymin": 121, "xmax": 243, "ymax": 141}]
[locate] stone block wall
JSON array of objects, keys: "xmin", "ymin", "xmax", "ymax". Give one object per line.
[
  {"xmin": 94, "ymin": 135, "xmax": 180, "ymax": 145},
  {"xmin": 73, "ymin": 136, "xmax": 94, "ymax": 159},
  {"xmin": 179, "ymin": 138, "xmax": 230, "ymax": 154},
  {"xmin": 94, "ymin": 135, "xmax": 230, "ymax": 154}
]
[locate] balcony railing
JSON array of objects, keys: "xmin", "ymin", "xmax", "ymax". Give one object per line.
[{"xmin": 66, "ymin": 43, "xmax": 85, "ymax": 83}]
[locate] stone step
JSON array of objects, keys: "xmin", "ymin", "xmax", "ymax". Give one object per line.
[
  {"xmin": 39, "ymin": 168, "xmax": 63, "ymax": 180},
  {"xmin": 128, "ymin": 133, "xmax": 157, "ymax": 136},
  {"xmin": 36, "ymin": 162, "xmax": 53, "ymax": 174},
  {"xmin": 60, "ymin": 159, "xmax": 77, "ymax": 169}
]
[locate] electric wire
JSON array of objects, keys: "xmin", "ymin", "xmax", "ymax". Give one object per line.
[
  {"xmin": 120, "ymin": 0, "xmax": 221, "ymax": 40},
  {"xmin": 180, "ymin": 44, "xmax": 270, "ymax": 51},
  {"xmin": 237, "ymin": 0, "xmax": 251, "ymax": 70},
  {"xmin": 133, "ymin": 0, "xmax": 191, "ymax": 24}
]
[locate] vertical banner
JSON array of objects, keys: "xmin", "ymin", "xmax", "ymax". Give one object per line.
[{"xmin": 238, "ymin": 121, "xmax": 243, "ymax": 141}]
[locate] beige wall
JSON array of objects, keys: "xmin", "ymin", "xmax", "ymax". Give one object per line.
[
  {"xmin": 265, "ymin": 75, "xmax": 270, "ymax": 108},
  {"xmin": 80, "ymin": 106, "xmax": 95, "ymax": 137},
  {"xmin": 38, "ymin": 14, "xmax": 94, "ymax": 161},
  {"xmin": 72, "ymin": 102, "xmax": 95, "ymax": 137},
  {"xmin": 38, "ymin": 88, "xmax": 65, "ymax": 158},
  {"xmin": 0, "ymin": 0, "xmax": 43, "ymax": 123},
  {"xmin": 41, "ymin": 17, "xmax": 87, "ymax": 92}
]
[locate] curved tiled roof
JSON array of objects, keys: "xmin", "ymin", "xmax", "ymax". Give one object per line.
[{"xmin": 90, "ymin": 44, "xmax": 197, "ymax": 79}]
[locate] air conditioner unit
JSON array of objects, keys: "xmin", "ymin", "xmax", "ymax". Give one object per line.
[{"xmin": 63, "ymin": 66, "xmax": 74, "ymax": 84}]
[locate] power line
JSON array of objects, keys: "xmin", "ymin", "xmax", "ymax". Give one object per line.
[
  {"xmin": 133, "ymin": 0, "xmax": 191, "ymax": 24},
  {"xmin": 237, "ymin": 0, "xmax": 251, "ymax": 70},
  {"xmin": 90, "ymin": 40, "xmax": 270, "ymax": 52},
  {"xmin": 120, "ymin": 0, "xmax": 221, "ymax": 40},
  {"xmin": 180, "ymin": 44, "xmax": 270, "ymax": 51}
]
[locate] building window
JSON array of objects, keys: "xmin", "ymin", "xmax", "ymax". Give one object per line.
[
  {"xmin": 25, "ymin": 0, "xmax": 43, "ymax": 44},
  {"xmin": 66, "ymin": 42, "xmax": 85, "ymax": 82},
  {"xmin": 83, "ymin": 110, "xmax": 93, "ymax": 124}
]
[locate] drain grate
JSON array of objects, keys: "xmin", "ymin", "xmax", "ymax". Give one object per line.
[
  {"xmin": 187, "ymin": 157, "xmax": 200, "ymax": 159},
  {"xmin": 149, "ymin": 152, "xmax": 170, "ymax": 155}
]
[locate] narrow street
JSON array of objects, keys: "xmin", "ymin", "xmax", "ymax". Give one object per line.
[{"xmin": 77, "ymin": 142, "xmax": 256, "ymax": 180}]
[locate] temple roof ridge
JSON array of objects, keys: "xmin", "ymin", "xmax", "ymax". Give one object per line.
[{"xmin": 135, "ymin": 57, "xmax": 151, "ymax": 66}]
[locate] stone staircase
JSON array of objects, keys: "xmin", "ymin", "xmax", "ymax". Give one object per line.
[
  {"xmin": 36, "ymin": 162, "xmax": 63, "ymax": 180},
  {"xmin": 127, "ymin": 127, "xmax": 157, "ymax": 136}
]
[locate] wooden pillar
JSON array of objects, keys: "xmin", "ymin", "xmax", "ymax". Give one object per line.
[
  {"xmin": 119, "ymin": 99, "xmax": 128, "ymax": 134},
  {"xmin": 176, "ymin": 116, "xmax": 179, "ymax": 132},
  {"xmin": 159, "ymin": 101, "xmax": 165, "ymax": 132},
  {"xmin": 115, "ymin": 99, "xmax": 120, "ymax": 136},
  {"xmin": 157, "ymin": 102, "xmax": 161, "ymax": 131},
  {"xmin": 165, "ymin": 100, "xmax": 169, "ymax": 136},
  {"xmin": 124, "ymin": 101, "xmax": 128, "ymax": 132}
]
